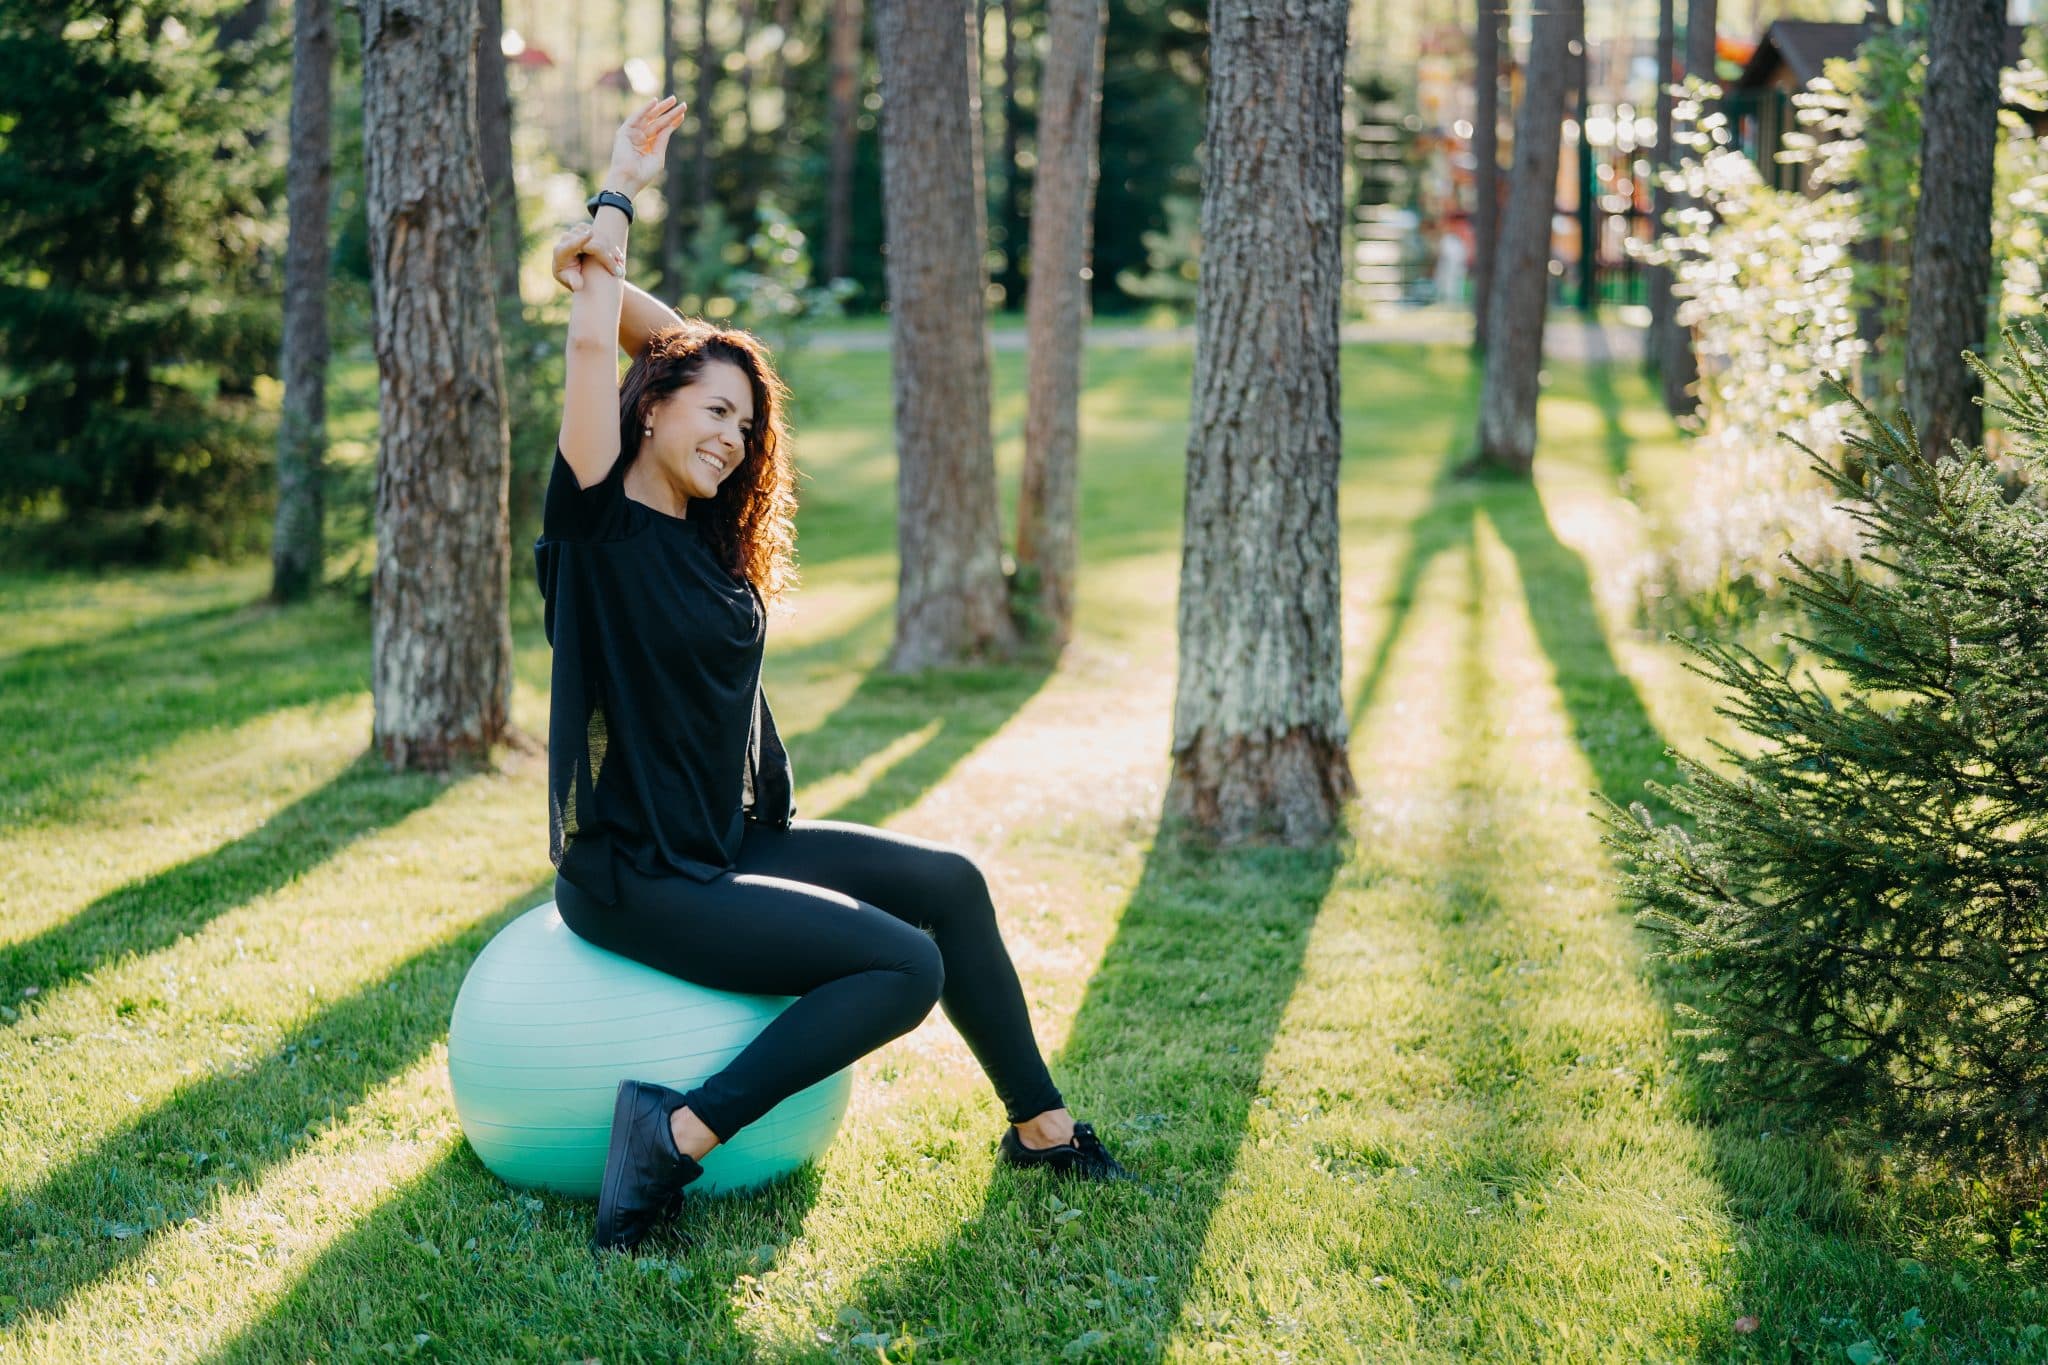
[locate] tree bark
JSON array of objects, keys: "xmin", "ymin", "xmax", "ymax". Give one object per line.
[
  {"xmin": 1684, "ymin": 0, "xmax": 1716, "ymax": 77},
  {"xmin": 361, "ymin": 0, "xmax": 514, "ymax": 770},
  {"xmin": 738, "ymin": 0, "xmax": 758, "ymax": 148},
  {"xmin": 1904, "ymin": 0, "xmax": 2000, "ymax": 459},
  {"xmin": 272, "ymin": 0, "xmax": 335, "ymax": 604},
  {"xmin": 1472, "ymin": 0, "xmax": 1500, "ymax": 351},
  {"xmin": 1165, "ymin": 0, "xmax": 1353, "ymax": 845},
  {"xmin": 1645, "ymin": 0, "xmax": 1675, "ymax": 384},
  {"xmin": 875, "ymin": 0, "xmax": 1015, "ymax": 668},
  {"xmin": 1661, "ymin": 0, "xmax": 1713, "ymax": 415},
  {"xmin": 825, "ymin": 0, "xmax": 864, "ymax": 284},
  {"xmin": 694, "ymin": 0, "xmax": 718, "ymax": 213},
  {"xmin": 770, "ymin": 0, "xmax": 800, "ymax": 124},
  {"xmin": 475, "ymin": 0, "xmax": 521, "ymax": 313},
  {"xmin": 1015, "ymin": 0, "xmax": 1105, "ymax": 646},
  {"xmin": 1474, "ymin": 0, "xmax": 1578, "ymax": 475},
  {"xmin": 662, "ymin": 0, "xmax": 689, "ymax": 295},
  {"xmin": 995, "ymin": 0, "xmax": 1026, "ymax": 311}
]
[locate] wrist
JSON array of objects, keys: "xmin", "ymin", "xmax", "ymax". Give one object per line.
[{"xmin": 601, "ymin": 172, "xmax": 643, "ymax": 198}]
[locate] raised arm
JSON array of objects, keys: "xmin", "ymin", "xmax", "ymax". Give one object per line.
[
  {"xmin": 553, "ymin": 238, "xmax": 684, "ymax": 359},
  {"xmin": 621, "ymin": 280, "xmax": 685, "ymax": 359},
  {"xmin": 555, "ymin": 95, "xmax": 688, "ymax": 491}
]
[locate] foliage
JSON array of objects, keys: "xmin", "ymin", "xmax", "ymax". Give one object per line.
[
  {"xmin": 0, "ymin": 1, "xmax": 286, "ymax": 565},
  {"xmin": 1112, "ymin": 193, "xmax": 1201, "ymax": 311},
  {"xmin": 664, "ymin": 195, "xmax": 856, "ymax": 350},
  {"xmin": 1793, "ymin": 23, "xmax": 1923, "ymax": 403},
  {"xmin": 1631, "ymin": 78, "xmax": 1866, "ymax": 629},
  {"xmin": 1091, "ymin": 0, "xmax": 1207, "ymax": 316},
  {"xmin": 1604, "ymin": 335, "xmax": 2048, "ymax": 1185},
  {"xmin": 1637, "ymin": 48, "xmax": 2048, "ymax": 632}
]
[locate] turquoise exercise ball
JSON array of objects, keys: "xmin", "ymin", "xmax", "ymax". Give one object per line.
[{"xmin": 447, "ymin": 902, "xmax": 852, "ymax": 1198}]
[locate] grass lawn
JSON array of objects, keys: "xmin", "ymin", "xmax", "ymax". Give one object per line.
[{"xmin": 1, "ymin": 340, "xmax": 2042, "ymax": 1363}]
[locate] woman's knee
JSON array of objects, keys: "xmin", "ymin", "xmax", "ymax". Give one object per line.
[
  {"xmin": 916, "ymin": 848, "xmax": 996, "ymax": 934},
  {"xmin": 892, "ymin": 928, "xmax": 945, "ymax": 1018}
]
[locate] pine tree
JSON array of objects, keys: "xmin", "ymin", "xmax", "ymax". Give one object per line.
[
  {"xmin": 1603, "ymin": 335, "xmax": 2048, "ymax": 1176},
  {"xmin": 0, "ymin": 1, "xmax": 284, "ymax": 563}
]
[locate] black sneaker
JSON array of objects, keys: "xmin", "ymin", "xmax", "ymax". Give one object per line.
[
  {"xmin": 998, "ymin": 1120, "xmax": 1134, "ymax": 1182},
  {"xmin": 593, "ymin": 1079, "xmax": 704, "ymax": 1253}
]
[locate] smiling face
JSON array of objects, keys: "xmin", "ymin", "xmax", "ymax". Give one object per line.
[{"xmin": 644, "ymin": 359, "xmax": 756, "ymax": 505}]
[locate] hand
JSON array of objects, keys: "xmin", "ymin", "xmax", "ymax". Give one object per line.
[
  {"xmin": 552, "ymin": 222, "xmax": 625, "ymax": 293},
  {"xmin": 604, "ymin": 94, "xmax": 688, "ymax": 198}
]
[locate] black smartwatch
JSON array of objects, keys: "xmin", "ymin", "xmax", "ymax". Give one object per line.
[{"xmin": 585, "ymin": 188, "xmax": 635, "ymax": 225}]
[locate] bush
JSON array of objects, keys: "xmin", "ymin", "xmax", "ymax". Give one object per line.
[
  {"xmin": 1634, "ymin": 47, "xmax": 2048, "ymax": 632},
  {"xmin": 1602, "ymin": 334, "xmax": 2048, "ymax": 1186}
]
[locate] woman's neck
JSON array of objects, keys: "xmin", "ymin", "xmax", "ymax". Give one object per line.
[{"xmin": 623, "ymin": 461, "xmax": 689, "ymax": 519}]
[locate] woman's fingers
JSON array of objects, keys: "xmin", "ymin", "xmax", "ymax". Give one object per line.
[
  {"xmin": 632, "ymin": 94, "xmax": 679, "ymax": 131},
  {"xmin": 639, "ymin": 104, "xmax": 687, "ymax": 156},
  {"xmin": 628, "ymin": 97, "xmax": 685, "ymax": 140}
]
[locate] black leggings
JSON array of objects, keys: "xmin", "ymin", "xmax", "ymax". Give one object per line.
[{"xmin": 554, "ymin": 819, "xmax": 1065, "ymax": 1143}]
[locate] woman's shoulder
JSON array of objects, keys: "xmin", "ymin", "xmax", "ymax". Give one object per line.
[{"xmin": 542, "ymin": 447, "xmax": 649, "ymax": 544}]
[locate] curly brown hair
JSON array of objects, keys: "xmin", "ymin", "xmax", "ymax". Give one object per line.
[{"xmin": 616, "ymin": 321, "xmax": 799, "ymax": 601}]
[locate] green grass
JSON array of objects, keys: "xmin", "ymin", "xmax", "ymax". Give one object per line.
[{"xmin": 2, "ymin": 341, "xmax": 2043, "ymax": 1362}]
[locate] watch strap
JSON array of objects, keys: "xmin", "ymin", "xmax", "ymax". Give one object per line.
[{"xmin": 586, "ymin": 188, "xmax": 635, "ymax": 225}]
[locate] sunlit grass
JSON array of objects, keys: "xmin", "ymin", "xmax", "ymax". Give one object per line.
[{"xmin": 1, "ymin": 340, "xmax": 2042, "ymax": 1362}]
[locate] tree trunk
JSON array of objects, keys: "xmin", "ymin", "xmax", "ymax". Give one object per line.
[
  {"xmin": 770, "ymin": 0, "xmax": 800, "ymax": 124},
  {"xmin": 1644, "ymin": 0, "xmax": 1674, "ymax": 384},
  {"xmin": 1852, "ymin": 0, "xmax": 1890, "ymax": 400},
  {"xmin": 738, "ymin": 0, "xmax": 757, "ymax": 147},
  {"xmin": 272, "ymin": 0, "xmax": 334, "ymax": 604},
  {"xmin": 1474, "ymin": 0, "xmax": 1578, "ymax": 475},
  {"xmin": 361, "ymin": 0, "xmax": 514, "ymax": 770},
  {"xmin": 825, "ymin": 0, "xmax": 864, "ymax": 285},
  {"xmin": 1684, "ymin": 0, "xmax": 1716, "ymax": 76},
  {"xmin": 874, "ymin": 0, "xmax": 1015, "ymax": 669},
  {"xmin": 1165, "ymin": 0, "xmax": 1353, "ymax": 845},
  {"xmin": 1904, "ymin": 0, "xmax": 2000, "ymax": 459},
  {"xmin": 694, "ymin": 0, "xmax": 717, "ymax": 212},
  {"xmin": 662, "ymin": 0, "xmax": 688, "ymax": 295},
  {"xmin": 475, "ymin": 0, "xmax": 521, "ymax": 313},
  {"xmin": 1471, "ymin": 0, "xmax": 1500, "ymax": 351},
  {"xmin": 1661, "ymin": 0, "xmax": 1712, "ymax": 415},
  {"xmin": 995, "ymin": 0, "xmax": 1026, "ymax": 311},
  {"xmin": 1015, "ymin": 0, "xmax": 1105, "ymax": 646}
]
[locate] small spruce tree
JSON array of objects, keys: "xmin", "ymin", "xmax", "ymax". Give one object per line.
[
  {"xmin": 1604, "ymin": 332, "xmax": 2048, "ymax": 1179},
  {"xmin": 0, "ymin": 2, "xmax": 284, "ymax": 563}
]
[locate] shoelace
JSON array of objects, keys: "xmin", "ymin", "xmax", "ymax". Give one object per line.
[{"xmin": 1068, "ymin": 1122, "xmax": 1131, "ymax": 1178}]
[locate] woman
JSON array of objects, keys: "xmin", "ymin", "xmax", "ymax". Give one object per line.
[{"xmin": 540, "ymin": 95, "xmax": 1131, "ymax": 1255}]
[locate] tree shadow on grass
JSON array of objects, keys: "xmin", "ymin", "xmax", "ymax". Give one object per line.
[
  {"xmin": 1351, "ymin": 459, "xmax": 1489, "ymax": 727},
  {"xmin": 818, "ymin": 831, "xmax": 1347, "ymax": 1359},
  {"xmin": 1481, "ymin": 476, "xmax": 1674, "ymax": 817},
  {"xmin": 0, "ymin": 595, "xmax": 371, "ymax": 832},
  {"xmin": 1487, "ymin": 471, "xmax": 2042, "ymax": 1356},
  {"xmin": 9, "ymin": 646, "xmax": 1050, "ymax": 1354},
  {"xmin": 1579, "ymin": 333, "xmax": 1637, "ymax": 489},
  {"xmin": 2, "ymin": 850, "xmax": 817, "ymax": 1363},
  {"xmin": 194, "ymin": 1149, "xmax": 825, "ymax": 1365},
  {"xmin": 0, "ymin": 880, "xmax": 547, "ymax": 1329},
  {"xmin": 0, "ymin": 751, "xmax": 448, "ymax": 1014},
  {"xmin": 790, "ymin": 659, "xmax": 1057, "ymax": 829}
]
